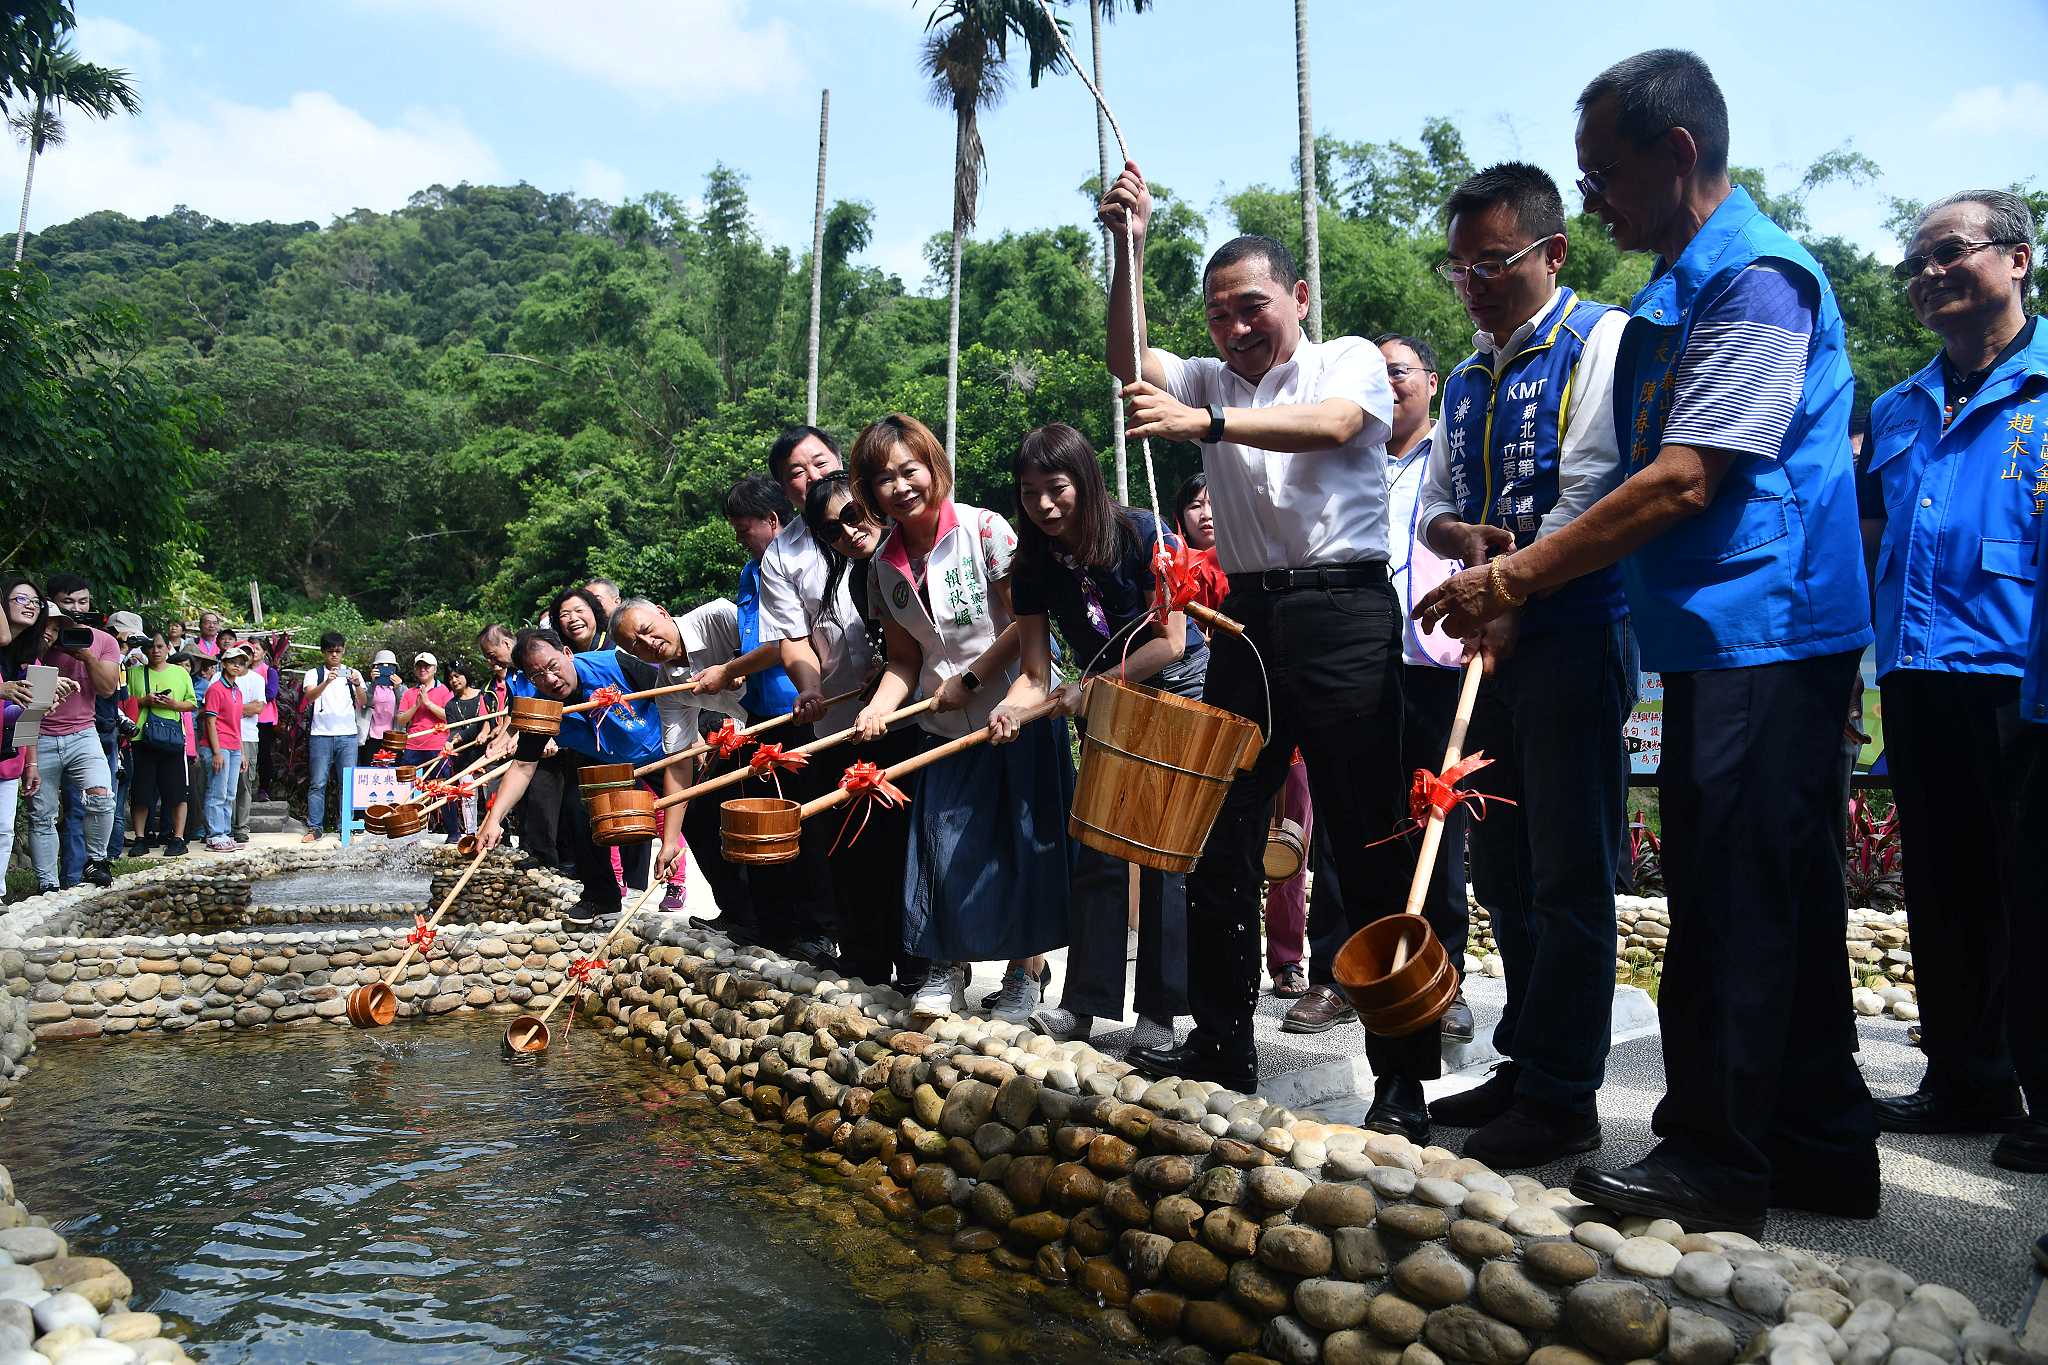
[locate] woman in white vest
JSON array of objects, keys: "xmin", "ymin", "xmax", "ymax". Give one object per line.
[{"xmin": 849, "ymin": 414, "xmax": 1073, "ymax": 1023}]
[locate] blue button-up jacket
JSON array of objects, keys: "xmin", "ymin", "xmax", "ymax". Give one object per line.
[{"xmin": 1868, "ymin": 321, "xmax": 2048, "ymax": 680}]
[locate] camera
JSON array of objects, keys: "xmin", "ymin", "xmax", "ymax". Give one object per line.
[{"xmin": 59, "ymin": 624, "xmax": 95, "ymax": 650}]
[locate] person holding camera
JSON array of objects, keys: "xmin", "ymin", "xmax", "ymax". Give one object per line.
[
  {"xmin": 126, "ymin": 632, "xmax": 194, "ymax": 856},
  {"xmin": 31, "ymin": 585, "xmax": 122, "ymax": 889},
  {"xmin": 300, "ymin": 631, "xmax": 363, "ymax": 843}
]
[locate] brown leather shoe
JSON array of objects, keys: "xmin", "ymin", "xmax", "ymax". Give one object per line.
[{"xmin": 1281, "ymin": 983, "xmax": 1357, "ymax": 1034}]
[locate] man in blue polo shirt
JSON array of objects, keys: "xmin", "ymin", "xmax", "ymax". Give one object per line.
[
  {"xmin": 2020, "ymin": 439, "xmax": 2048, "ymax": 1178},
  {"xmin": 1418, "ymin": 49, "xmax": 1875, "ymax": 1234},
  {"xmin": 1862, "ymin": 189, "xmax": 2043, "ymax": 1171},
  {"xmin": 472, "ymin": 629, "xmax": 680, "ymax": 923}
]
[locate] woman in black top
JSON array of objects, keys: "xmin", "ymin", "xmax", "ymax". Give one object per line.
[{"xmin": 990, "ymin": 423, "xmax": 1206, "ymax": 1054}]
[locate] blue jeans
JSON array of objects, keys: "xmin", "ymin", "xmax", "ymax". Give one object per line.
[
  {"xmin": 1462, "ymin": 620, "xmax": 1634, "ymax": 1108},
  {"xmin": 109, "ymin": 740, "xmax": 130, "ymax": 858},
  {"xmin": 204, "ymin": 748, "xmax": 243, "ymax": 841},
  {"xmin": 306, "ymin": 734, "xmax": 356, "ymax": 832},
  {"xmin": 31, "ymin": 730, "xmax": 114, "ymax": 887},
  {"xmin": 59, "ymin": 732, "xmax": 118, "ymax": 880}
]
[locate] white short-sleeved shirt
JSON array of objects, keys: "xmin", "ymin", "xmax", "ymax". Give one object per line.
[
  {"xmin": 756, "ymin": 518, "xmax": 874, "ymax": 733},
  {"xmin": 302, "ymin": 666, "xmax": 361, "ymax": 737},
  {"xmin": 1156, "ymin": 335, "xmax": 1396, "ymax": 574},
  {"xmin": 235, "ymin": 671, "xmax": 265, "ymax": 742},
  {"xmin": 641, "ymin": 598, "xmax": 749, "ymax": 755}
]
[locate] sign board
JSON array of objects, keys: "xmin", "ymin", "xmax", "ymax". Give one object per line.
[
  {"xmin": 1625, "ymin": 671, "xmax": 1663, "ymax": 776},
  {"xmin": 351, "ymin": 766, "xmax": 406, "ymax": 808}
]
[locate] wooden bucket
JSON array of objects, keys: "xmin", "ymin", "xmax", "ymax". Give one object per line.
[
  {"xmin": 346, "ymin": 980, "xmax": 398, "ymax": 1028},
  {"xmin": 721, "ymin": 797, "xmax": 800, "ymax": 864},
  {"xmin": 509, "ymin": 696, "xmax": 563, "ymax": 735},
  {"xmin": 363, "ymin": 803, "xmax": 393, "ymax": 836},
  {"xmin": 383, "ymin": 803, "xmax": 427, "ymax": 839},
  {"xmin": 1263, "ymin": 817, "xmax": 1306, "ymax": 882},
  {"xmin": 1069, "ymin": 679, "xmax": 1264, "ymax": 873},
  {"xmin": 579, "ymin": 762, "xmax": 637, "ymax": 790},
  {"xmin": 502, "ymin": 1014, "xmax": 551, "ymax": 1055},
  {"xmin": 394, "ymin": 765, "xmax": 418, "ymax": 784},
  {"xmin": 1331, "ymin": 916, "xmax": 1459, "ymax": 1037},
  {"xmin": 589, "ymin": 788, "xmax": 658, "ymax": 847}
]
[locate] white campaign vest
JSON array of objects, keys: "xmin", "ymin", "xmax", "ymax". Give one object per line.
[{"xmin": 870, "ymin": 502, "xmax": 1018, "ymax": 738}]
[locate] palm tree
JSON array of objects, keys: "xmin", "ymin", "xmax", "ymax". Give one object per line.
[
  {"xmin": 1292, "ymin": 0, "xmax": 1322, "ymax": 341},
  {"xmin": 806, "ymin": 88, "xmax": 830, "ymax": 426},
  {"xmin": 922, "ymin": 0, "xmax": 1067, "ymax": 462},
  {"xmin": 1089, "ymin": 0, "xmax": 1150, "ymax": 501},
  {"xmin": 9, "ymin": 39, "xmax": 141, "ymax": 264}
]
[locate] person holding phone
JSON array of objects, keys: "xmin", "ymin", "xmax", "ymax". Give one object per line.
[
  {"xmin": 301, "ymin": 630, "xmax": 363, "ymax": 843},
  {"xmin": 126, "ymin": 632, "xmax": 194, "ymax": 856}
]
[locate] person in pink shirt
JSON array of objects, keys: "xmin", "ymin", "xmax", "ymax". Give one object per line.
[
  {"xmin": 28, "ymin": 594, "xmax": 122, "ymax": 890},
  {"xmin": 188, "ymin": 611, "xmax": 223, "ymax": 659},
  {"xmin": 199, "ymin": 647, "xmax": 251, "ymax": 851},
  {"xmin": 396, "ymin": 653, "xmax": 452, "ymax": 759}
]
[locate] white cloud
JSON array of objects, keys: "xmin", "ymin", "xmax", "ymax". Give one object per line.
[
  {"xmin": 1931, "ymin": 82, "xmax": 2048, "ymax": 139},
  {"xmin": 358, "ymin": 0, "xmax": 800, "ymax": 105},
  {"xmin": 72, "ymin": 15, "xmax": 162, "ymax": 77},
  {"xmin": 575, "ymin": 158, "xmax": 629, "ymax": 205},
  {"xmin": 16, "ymin": 91, "xmax": 502, "ymax": 231}
]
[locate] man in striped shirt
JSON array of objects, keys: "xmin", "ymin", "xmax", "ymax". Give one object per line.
[{"xmin": 1417, "ymin": 49, "xmax": 1875, "ymax": 1236}]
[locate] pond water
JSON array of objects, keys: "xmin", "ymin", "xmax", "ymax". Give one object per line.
[
  {"xmin": 2, "ymin": 1021, "xmax": 1137, "ymax": 1364},
  {"xmin": 247, "ymin": 865, "xmax": 431, "ymax": 910}
]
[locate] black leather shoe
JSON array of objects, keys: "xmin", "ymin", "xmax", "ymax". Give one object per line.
[
  {"xmin": 1992, "ymin": 1119, "xmax": 2048, "ymax": 1173},
  {"xmin": 1464, "ymin": 1099, "xmax": 1601, "ymax": 1170},
  {"xmin": 1439, "ymin": 988, "xmax": 1475, "ymax": 1045},
  {"xmin": 1873, "ymin": 1084, "xmax": 2026, "ymax": 1134},
  {"xmin": 1364, "ymin": 1076, "xmax": 1430, "ymax": 1145},
  {"xmin": 1127, "ymin": 1033, "xmax": 1257, "ymax": 1093},
  {"xmin": 1429, "ymin": 1062, "xmax": 1520, "ymax": 1128},
  {"xmin": 1569, "ymin": 1156, "xmax": 1765, "ymax": 1238}
]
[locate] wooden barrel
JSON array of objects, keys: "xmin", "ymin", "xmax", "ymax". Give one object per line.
[
  {"xmin": 363, "ymin": 803, "xmax": 393, "ymax": 836},
  {"xmin": 502, "ymin": 1014, "xmax": 551, "ymax": 1055},
  {"xmin": 1332, "ymin": 916, "xmax": 1459, "ymax": 1037},
  {"xmin": 1069, "ymin": 679, "xmax": 1264, "ymax": 873},
  {"xmin": 720, "ymin": 797, "xmax": 800, "ymax": 864},
  {"xmin": 509, "ymin": 695, "xmax": 562, "ymax": 735},
  {"xmin": 394, "ymin": 765, "xmax": 418, "ymax": 784},
  {"xmin": 1263, "ymin": 817, "xmax": 1306, "ymax": 882},
  {"xmin": 346, "ymin": 981, "xmax": 398, "ymax": 1028},
  {"xmin": 589, "ymin": 788, "xmax": 658, "ymax": 847},
  {"xmin": 383, "ymin": 803, "xmax": 427, "ymax": 838},
  {"xmin": 579, "ymin": 762, "xmax": 637, "ymax": 789}
]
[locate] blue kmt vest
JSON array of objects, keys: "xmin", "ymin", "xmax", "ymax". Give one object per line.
[
  {"xmin": 1441, "ymin": 288, "xmax": 1627, "ymax": 635},
  {"xmin": 1612, "ymin": 186, "xmax": 1872, "ymax": 672}
]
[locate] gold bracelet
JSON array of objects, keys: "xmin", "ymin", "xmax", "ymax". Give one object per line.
[{"xmin": 1488, "ymin": 555, "xmax": 1528, "ymax": 608}]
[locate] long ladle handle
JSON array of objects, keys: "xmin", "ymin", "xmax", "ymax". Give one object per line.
[
  {"xmin": 630, "ymin": 685, "xmax": 868, "ymax": 780},
  {"xmin": 651, "ymin": 696, "xmax": 941, "ymax": 814},
  {"xmin": 379, "ymin": 841, "xmax": 493, "ymax": 984},
  {"xmin": 529, "ymin": 880, "xmax": 666, "ymax": 1027},
  {"xmin": 798, "ymin": 696, "xmax": 1065, "ymax": 821},
  {"xmin": 1390, "ymin": 655, "xmax": 1485, "ymax": 968}
]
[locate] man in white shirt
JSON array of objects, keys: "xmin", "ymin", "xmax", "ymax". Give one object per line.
[
  {"xmin": 300, "ymin": 630, "xmax": 364, "ymax": 842},
  {"xmin": 1411, "ymin": 165, "xmax": 1634, "ymax": 1169},
  {"xmin": 1102, "ymin": 161, "xmax": 1436, "ymax": 1126}
]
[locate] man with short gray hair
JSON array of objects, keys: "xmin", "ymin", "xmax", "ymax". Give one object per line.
[{"xmin": 1860, "ymin": 188, "xmax": 2044, "ymax": 1171}]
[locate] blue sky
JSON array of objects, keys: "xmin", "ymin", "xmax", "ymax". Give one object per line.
[{"xmin": 16, "ymin": 0, "xmax": 2048, "ymax": 294}]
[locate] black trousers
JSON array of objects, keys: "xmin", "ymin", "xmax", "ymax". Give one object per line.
[
  {"xmin": 1188, "ymin": 576, "xmax": 1439, "ymax": 1080},
  {"xmin": 1064, "ymin": 843, "xmax": 1190, "ymax": 1024},
  {"xmin": 678, "ymin": 747, "xmax": 756, "ymax": 931},
  {"xmin": 818, "ymin": 725, "xmax": 924, "ymax": 986},
  {"xmin": 734, "ymin": 714, "xmax": 836, "ymax": 948},
  {"xmin": 1305, "ymin": 661, "xmax": 1469, "ymax": 978},
  {"xmin": 557, "ymin": 752, "xmax": 648, "ymax": 913},
  {"xmin": 518, "ymin": 751, "xmax": 571, "ymax": 868},
  {"xmin": 1651, "ymin": 649, "xmax": 1876, "ymax": 1202},
  {"xmin": 1882, "ymin": 669, "xmax": 2046, "ymax": 1106}
]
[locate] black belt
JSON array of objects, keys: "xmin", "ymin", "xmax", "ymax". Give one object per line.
[{"xmin": 1227, "ymin": 562, "xmax": 1389, "ymax": 594}]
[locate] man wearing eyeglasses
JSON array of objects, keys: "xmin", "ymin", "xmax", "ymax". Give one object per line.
[
  {"xmin": 1417, "ymin": 49, "xmax": 1875, "ymax": 1235},
  {"xmin": 1860, "ymin": 190, "xmax": 2044, "ymax": 1171},
  {"xmin": 1412, "ymin": 163, "xmax": 1632, "ymax": 1170}
]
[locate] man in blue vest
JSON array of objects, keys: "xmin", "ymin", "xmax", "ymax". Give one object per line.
[
  {"xmin": 1418, "ymin": 49, "xmax": 1876, "ymax": 1234},
  {"xmin": 1413, "ymin": 163, "xmax": 1633, "ymax": 1169},
  {"xmin": 1864, "ymin": 189, "xmax": 2044, "ymax": 1170}
]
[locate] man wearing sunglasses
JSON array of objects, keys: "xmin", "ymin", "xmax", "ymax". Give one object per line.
[
  {"xmin": 1417, "ymin": 49, "xmax": 1874, "ymax": 1235},
  {"xmin": 1413, "ymin": 163, "xmax": 1633, "ymax": 1170},
  {"xmin": 1860, "ymin": 190, "xmax": 2044, "ymax": 1171}
]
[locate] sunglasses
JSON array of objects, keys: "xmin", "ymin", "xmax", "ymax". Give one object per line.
[
  {"xmin": 828, "ymin": 503, "xmax": 876, "ymax": 540},
  {"xmin": 1893, "ymin": 238, "xmax": 2022, "ymax": 284}
]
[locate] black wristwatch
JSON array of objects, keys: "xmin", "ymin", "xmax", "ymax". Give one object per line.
[
  {"xmin": 960, "ymin": 670, "xmax": 982, "ymax": 693},
  {"xmin": 1202, "ymin": 403, "xmax": 1227, "ymax": 444}
]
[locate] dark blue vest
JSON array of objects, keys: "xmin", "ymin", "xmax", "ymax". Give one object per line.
[{"xmin": 1441, "ymin": 289, "xmax": 1628, "ymax": 634}]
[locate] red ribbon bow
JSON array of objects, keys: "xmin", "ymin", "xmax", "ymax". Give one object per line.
[
  {"xmin": 1150, "ymin": 540, "xmax": 1205, "ymax": 627},
  {"xmin": 405, "ymin": 914, "xmax": 438, "ymax": 954},
  {"xmin": 748, "ymin": 743, "xmax": 808, "ymax": 776},
  {"xmin": 584, "ymin": 684, "xmax": 635, "ymax": 738},
  {"xmin": 567, "ymin": 955, "xmax": 604, "ymax": 986},
  {"xmin": 706, "ymin": 719, "xmax": 751, "ymax": 759},
  {"xmin": 420, "ymin": 779, "xmax": 476, "ymax": 802},
  {"xmin": 831, "ymin": 760, "xmax": 912, "ymax": 854},
  {"xmin": 1368, "ymin": 752, "xmax": 1516, "ymax": 846}
]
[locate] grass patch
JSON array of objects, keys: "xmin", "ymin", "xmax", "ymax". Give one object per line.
[{"xmin": 4, "ymin": 854, "xmax": 167, "ymax": 905}]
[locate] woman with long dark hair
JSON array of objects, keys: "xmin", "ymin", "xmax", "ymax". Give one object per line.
[
  {"xmin": 547, "ymin": 587, "xmax": 611, "ymax": 654},
  {"xmin": 991, "ymin": 424, "xmax": 1206, "ymax": 1053},
  {"xmin": 0, "ymin": 577, "xmax": 49, "ymax": 886}
]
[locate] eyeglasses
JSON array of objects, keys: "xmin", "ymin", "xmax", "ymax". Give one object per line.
[
  {"xmin": 1385, "ymin": 364, "xmax": 1433, "ymax": 383},
  {"xmin": 6, "ymin": 594, "xmax": 40, "ymax": 609},
  {"xmin": 1575, "ymin": 158, "xmax": 1624, "ymax": 202},
  {"xmin": 1893, "ymin": 238, "xmax": 2022, "ymax": 283},
  {"xmin": 1436, "ymin": 235, "xmax": 1556, "ymax": 288}
]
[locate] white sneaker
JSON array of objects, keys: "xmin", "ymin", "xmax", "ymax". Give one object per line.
[
  {"xmin": 910, "ymin": 962, "xmax": 967, "ymax": 1020},
  {"xmin": 1131, "ymin": 1016, "xmax": 1175, "ymax": 1052},
  {"xmin": 983, "ymin": 966, "xmax": 1043, "ymax": 1024}
]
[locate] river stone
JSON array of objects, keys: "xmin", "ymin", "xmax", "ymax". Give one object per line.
[
  {"xmin": 1227, "ymin": 1259, "xmax": 1294, "ymax": 1318},
  {"xmin": 1364, "ymin": 1291, "xmax": 1428, "ymax": 1345},
  {"xmin": 1152, "ymin": 1194, "xmax": 1204, "ymax": 1240},
  {"xmin": 1130, "ymin": 1289, "xmax": 1186, "ymax": 1335},
  {"xmin": 1193, "ymin": 1166, "xmax": 1246, "ymax": 1206},
  {"xmin": 1732, "ymin": 1263, "xmax": 1793, "ymax": 1316},
  {"xmin": 939, "ymin": 1080, "xmax": 997, "ymax": 1137},
  {"xmin": 1259, "ymin": 1225, "xmax": 1333, "ymax": 1277},
  {"xmin": 32, "ymin": 1322, "xmax": 95, "ymax": 1358},
  {"xmin": 55, "ymin": 1342, "xmax": 140, "ymax": 1365},
  {"xmin": 1104, "ymin": 1179, "xmax": 1151, "ymax": 1226},
  {"xmin": 1785, "ymin": 1288, "xmax": 1854, "ymax": 1328},
  {"xmin": 1450, "ymin": 1220, "xmax": 1516, "ymax": 1262},
  {"xmin": 1248, "ymin": 1166, "xmax": 1313, "ymax": 1211},
  {"xmin": 1571, "ymin": 1221, "xmax": 1624, "ymax": 1253},
  {"xmin": 1614, "ymin": 1235, "xmax": 1682, "ymax": 1278},
  {"xmin": 0, "ymin": 1267, "xmax": 39, "ymax": 1301},
  {"xmin": 1379, "ymin": 1203, "xmax": 1450, "ymax": 1241},
  {"xmin": 1908, "ymin": 1284, "xmax": 1979, "ymax": 1333},
  {"xmin": 1135, "ymin": 1155, "xmax": 1196, "ymax": 1193},
  {"xmin": 1674, "ymin": 1251, "xmax": 1735, "ymax": 1299},
  {"xmin": 1424, "ymin": 1305, "xmax": 1531, "ymax": 1365},
  {"xmin": 30, "ymin": 1291, "xmax": 97, "ymax": 1335},
  {"xmin": 1202, "ymin": 1207, "xmax": 1262, "ymax": 1259},
  {"xmin": 1767, "ymin": 1333, "xmax": 1832, "ymax": 1365},
  {"xmin": 1413, "ymin": 1177, "xmax": 1468, "ymax": 1210},
  {"xmin": 1264, "ymin": 1313, "xmax": 1323, "ymax": 1365},
  {"xmin": 993, "ymin": 1075, "xmax": 1040, "ymax": 1128},
  {"xmin": 1391, "ymin": 1246, "xmax": 1473, "ymax": 1308},
  {"xmin": 1296, "ymin": 1278, "xmax": 1373, "ymax": 1331},
  {"xmin": 968, "ymin": 1182, "xmax": 1015, "ymax": 1228},
  {"xmin": 1008, "ymin": 1211, "xmax": 1067, "ymax": 1246},
  {"xmin": 1888, "ymin": 1316, "xmax": 1959, "ymax": 1358},
  {"xmin": 1183, "ymin": 1299, "xmax": 1261, "ymax": 1354},
  {"xmin": 1046, "ymin": 1161, "xmax": 1105, "ymax": 1212},
  {"xmin": 1367, "ymin": 1166, "xmax": 1419, "ymax": 1199},
  {"xmin": 1564, "ymin": 1281, "xmax": 1668, "ymax": 1358},
  {"xmin": 1165, "ymin": 1240, "xmax": 1229, "ymax": 1295},
  {"xmin": 1298, "ymin": 1182, "xmax": 1378, "ymax": 1229},
  {"xmin": 1332, "ymin": 1226, "xmax": 1392, "ymax": 1281},
  {"xmin": 1503, "ymin": 1206, "xmax": 1571, "ymax": 1237},
  {"xmin": 1526, "ymin": 1349, "xmax": 1602, "ymax": 1365},
  {"xmin": 1667, "ymin": 1306, "xmax": 1739, "ymax": 1365},
  {"xmin": 0, "ymin": 1230, "xmax": 61, "ymax": 1263},
  {"xmin": 1476, "ymin": 1261, "xmax": 1560, "ymax": 1332},
  {"xmin": 1524, "ymin": 1241, "xmax": 1598, "ymax": 1285},
  {"xmin": 1887, "ymin": 1350, "xmax": 1950, "ymax": 1365},
  {"xmin": 1323, "ymin": 1328, "xmax": 1400, "ymax": 1365},
  {"xmin": 1122, "ymin": 1231, "xmax": 1173, "ymax": 1284}
]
